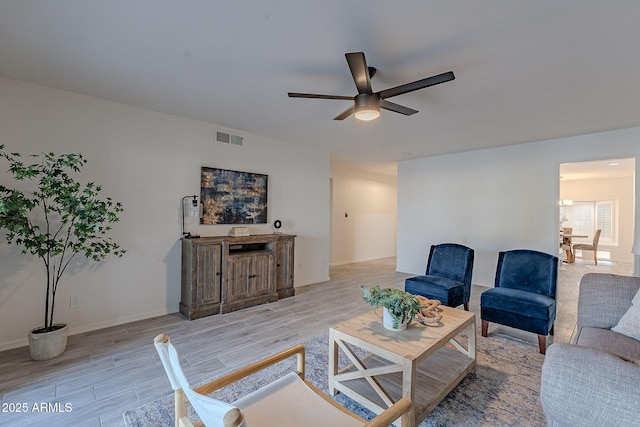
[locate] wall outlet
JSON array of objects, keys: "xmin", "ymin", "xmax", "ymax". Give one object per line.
[{"xmin": 70, "ymin": 295, "xmax": 81, "ymax": 308}]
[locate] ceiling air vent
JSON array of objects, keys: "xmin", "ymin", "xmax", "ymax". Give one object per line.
[{"xmin": 216, "ymin": 130, "xmax": 244, "ymax": 146}]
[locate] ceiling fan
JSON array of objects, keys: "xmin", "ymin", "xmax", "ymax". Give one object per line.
[{"xmin": 288, "ymin": 52, "xmax": 455, "ymax": 121}]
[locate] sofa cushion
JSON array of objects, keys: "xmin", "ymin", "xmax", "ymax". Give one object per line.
[
  {"xmin": 612, "ymin": 305, "xmax": 640, "ymax": 341},
  {"xmin": 611, "ymin": 288, "xmax": 640, "ymax": 341},
  {"xmin": 576, "ymin": 326, "xmax": 640, "ymax": 363},
  {"xmin": 541, "ymin": 343, "xmax": 640, "ymax": 427},
  {"xmin": 577, "ymin": 273, "xmax": 640, "ymax": 330}
]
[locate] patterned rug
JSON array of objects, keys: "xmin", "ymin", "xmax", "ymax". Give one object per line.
[{"xmin": 124, "ymin": 328, "xmax": 546, "ymax": 426}]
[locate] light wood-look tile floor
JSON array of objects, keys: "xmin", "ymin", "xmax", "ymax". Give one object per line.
[{"xmin": 0, "ymin": 257, "xmax": 632, "ymax": 426}]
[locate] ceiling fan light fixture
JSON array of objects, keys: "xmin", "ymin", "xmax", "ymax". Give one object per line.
[
  {"xmin": 355, "ymin": 107, "xmax": 380, "ymax": 121},
  {"xmin": 354, "ymin": 93, "xmax": 380, "ymax": 121}
]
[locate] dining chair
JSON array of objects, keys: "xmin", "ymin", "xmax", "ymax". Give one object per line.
[
  {"xmin": 560, "ymin": 227, "xmax": 573, "ymax": 262},
  {"xmin": 404, "ymin": 243, "xmax": 474, "ymax": 311},
  {"xmin": 480, "ymin": 249, "xmax": 558, "ymax": 354},
  {"xmin": 572, "ymin": 229, "xmax": 602, "ymax": 265},
  {"xmin": 154, "ymin": 334, "xmax": 411, "ymax": 427}
]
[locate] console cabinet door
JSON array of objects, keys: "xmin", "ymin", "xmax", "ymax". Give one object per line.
[
  {"xmin": 252, "ymin": 252, "xmax": 275, "ymax": 296},
  {"xmin": 181, "ymin": 241, "xmax": 222, "ymax": 319},
  {"xmin": 275, "ymin": 236, "xmax": 295, "ymax": 298},
  {"xmin": 196, "ymin": 243, "xmax": 222, "ymax": 306},
  {"xmin": 225, "ymin": 252, "xmax": 275, "ymax": 304}
]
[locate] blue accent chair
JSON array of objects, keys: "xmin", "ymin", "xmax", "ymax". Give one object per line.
[
  {"xmin": 404, "ymin": 243, "xmax": 474, "ymax": 311},
  {"xmin": 480, "ymin": 249, "xmax": 558, "ymax": 354}
]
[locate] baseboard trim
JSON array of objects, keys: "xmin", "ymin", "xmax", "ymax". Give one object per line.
[
  {"xmin": 67, "ymin": 309, "xmax": 170, "ymax": 336},
  {"xmin": 0, "ymin": 308, "xmax": 170, "ymax": 352},
  {"xmin": 294, "ymin": 276, "xmax": 330, "ymax": 287},
  {"xmin": 330, "ymin": 255, "xmax": 396, "ymax": 267},
  {"xmin": 0, "ymin": 337, "xmax": 28, "ymax": 353}
]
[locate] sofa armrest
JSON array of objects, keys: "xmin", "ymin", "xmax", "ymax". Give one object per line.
[
  {"xmin": 541, "ymin": 343, "xmax": 640, "ymax": 427},
  {"xmin": 577, "ymin": 273, "xmax": 640, "ymax": 331}
]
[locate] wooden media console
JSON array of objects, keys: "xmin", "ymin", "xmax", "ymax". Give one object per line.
[{"xmin": 180, "ymin": 234, "xmax": 295, "ymax": 320}]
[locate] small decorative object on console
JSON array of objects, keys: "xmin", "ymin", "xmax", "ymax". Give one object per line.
[{"xmin": 229, "ymin": 227, "xmax": 250, "ymax": 237}]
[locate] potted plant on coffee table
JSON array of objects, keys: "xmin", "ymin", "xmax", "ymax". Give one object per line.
[
  {"xmin": 360, "ymin": 285, "xmax": 423, "ymax": 331},
  {"xmin": 0, "ymin": 145, "xmax": 125, "ymax": 360}
]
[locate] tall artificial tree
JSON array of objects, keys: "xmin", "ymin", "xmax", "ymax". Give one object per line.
[{"xmin": 0, "ymin": 145, "xmax": 125, "ymax": 332}]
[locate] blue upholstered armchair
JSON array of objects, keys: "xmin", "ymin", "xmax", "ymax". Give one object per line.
[
  {"xmin": 404, "ymin": 243, "xmax": 474, "ymax": 310},
  {"xmin": 480, "ymin": 249, "xmax": 558, "ymax": 354}
]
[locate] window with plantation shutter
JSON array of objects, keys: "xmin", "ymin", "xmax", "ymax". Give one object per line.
[{"xmin": 563, "ymin": 200, "xmax": 617, "ymax": 246}]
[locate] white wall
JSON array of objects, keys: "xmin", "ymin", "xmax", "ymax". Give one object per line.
[
  {"xmin": 330, "ymin": 158, "xmax": 397, "ymax": 265},
  {"xmin": 561, "ymin": 176, "xmax": 634, "ymax": 263},
  {"xmin": 398, "ymin": 127, "xmax": 640, "ymax": 286},
  {"xmin": 0, "ymin": 77, "xmax": 330, "ymax": 350}
]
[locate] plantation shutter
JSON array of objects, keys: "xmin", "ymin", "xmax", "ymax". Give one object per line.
[
  {"xmin": 565, "ymin": 200, "xmax": 616, "ymax": 246},
  {"xmin": 596, "ymin": 200, "xmax": 614, "ymax": 245},
  {"xmin": 570, "ymin": 202, "xmax": 593, "ymax": 238}
]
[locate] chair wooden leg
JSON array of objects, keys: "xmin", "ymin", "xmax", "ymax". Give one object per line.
[
  {"xmin": 538, "ymin": 335, "xmax": 546, "ymax": 354},
  {"xmin": 481, "ymin": 320, "xmax": 488, "ymax": 337},
  {"xmin": 175, "ymin": 389, "xmax": 188, "ymax": 427},
  {"xmin": 463, "ymin": 302, "xmax": 469, "ymax": 311},
  {"xmin": 594, "ymin": 251, "xmax": 598, "ymax": 266}
]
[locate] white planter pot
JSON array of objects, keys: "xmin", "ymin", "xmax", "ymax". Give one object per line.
[
  {"xmin": 382, "ymin": 307, "xmax": 408, "ymax": 331},
  {"xmin": 28, "ymin": 324, "xmax": 68, "ymax": 361}
]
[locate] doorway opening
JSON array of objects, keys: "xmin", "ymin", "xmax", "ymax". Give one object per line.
[{"xmin": 559, "ymin": 158, "xmax": 635, "ymax": 267}]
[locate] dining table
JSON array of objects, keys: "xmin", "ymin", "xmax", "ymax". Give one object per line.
[{"xmin": 560, "ymin": 233, "xmax": 588, "ymax": 263}]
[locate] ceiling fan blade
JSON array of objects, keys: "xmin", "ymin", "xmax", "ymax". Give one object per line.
[
  {"xmin": 345, "ymin": 52, "xmax": 372, "ymax": 94},
  {"xmin": 288, "ymin": 92, "xmax": 354, "ymax": 100},
  {"xmin": 333, "ymin": 105, "xmax": 355, "ymax": 120},
  {"xmin": 378, "ymin": 71, "xmax": 455, "ymax": 99},
  {"xmin": 379, "ymin": 99, "xmax": 418, "ymax": 116}
]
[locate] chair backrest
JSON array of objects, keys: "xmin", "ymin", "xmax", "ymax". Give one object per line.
[
  {"xmin": 426, "ymin": 243, "xmax": 474, "ymax": 287},
  {"xmin": 592, "ymin": 229, "xmax": 602, "ymax": 248},
  {"xmin": 494, "ymin": 250, "xmax": 558, "ymax": 298},
  {"xmin": 154, "ymin": 334, "xmax": 245, "ymax": 427}
]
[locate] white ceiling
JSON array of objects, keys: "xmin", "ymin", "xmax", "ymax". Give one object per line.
[
  {"xmin": 560, "ymin": 157, "xmax": 636, "ymax": 181},
  {"xmin": 1, "ymin": 1, "xmax": 640, "ymax": 176}
]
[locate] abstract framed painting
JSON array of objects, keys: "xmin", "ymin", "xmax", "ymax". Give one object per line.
[{"xmin": 200, "ymin": 167, "xmax": 268, "ymax": 224}]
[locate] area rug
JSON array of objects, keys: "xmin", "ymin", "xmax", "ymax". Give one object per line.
[{"xmin": 124, "ymin": 329, "xmax": 546, "ymax": 426}]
